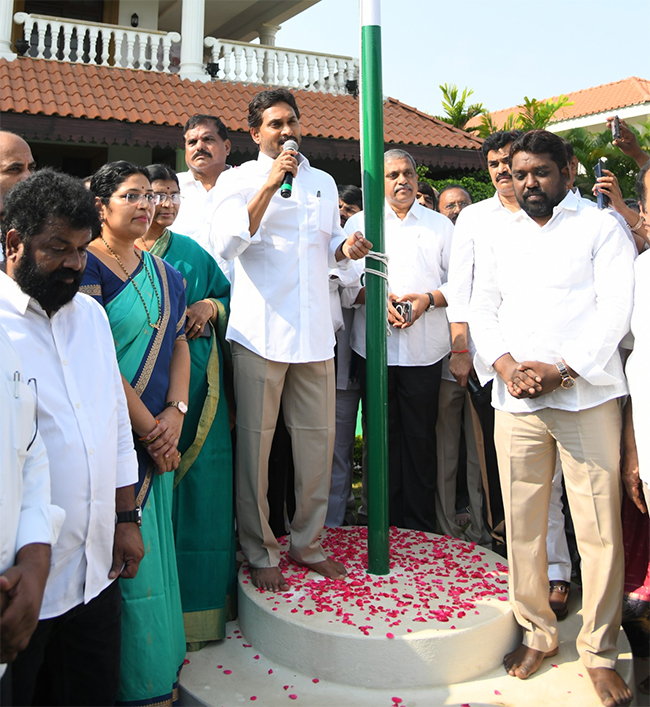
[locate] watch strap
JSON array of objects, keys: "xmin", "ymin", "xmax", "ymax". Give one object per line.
[
  {"xmin": 116, "ymin": 507, "xmax": 142, "ymax": 526},
  {"xmin": 426, "ymin": 292, "xmax": 435, "ymax": 311}
]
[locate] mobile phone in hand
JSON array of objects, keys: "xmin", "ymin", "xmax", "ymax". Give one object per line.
[
  {"xmin": 594, "ymin": 160, "xmax": 609, "ymax": 209},
  {"xmin": 611, "ymin": 116, "xmax": 621, "ymax": 141}
]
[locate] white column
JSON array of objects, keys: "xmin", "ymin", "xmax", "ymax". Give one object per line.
[
  {"xmin": 0, "ymin": 0, "xmax": 17, "ymax": 61},
  {"xmin": 258, "ymin": 23, "xmax": 280, "ymax": 47},
  {"xmin": 179, "ymin": 0, "xmax": 208, "ymax": 82}
]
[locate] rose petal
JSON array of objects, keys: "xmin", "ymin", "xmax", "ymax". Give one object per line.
[
  {"xmin": 224, "ymin": 670, "xmax": 232, "ymax": 675},
  {"xmin": 391, "ymin": 699, "xmax": 402, "ymax": 705},
  {"xmin": 183, "ymin": 658, "xmax": 190, "ymax": 665},
  {"xmin": 289, "ymin": 695, "xmax": 298, "ymax": 700},
  {"xmin": 386, "ymin": 632, "xmax": 395, "ymax": 639},
  {"xmin": 250, "ymin": 698, "xmax": 257, "ymax": 701},
  {"xmin": 312, "ymin": 678, "xmax": 319, "ymax": 683}
]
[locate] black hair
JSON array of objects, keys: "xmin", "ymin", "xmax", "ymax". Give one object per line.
[
  {"xmin": 248, "ymin": 89, "xmax": 301, "ymax": 130},
  {"xmin": 183, "ymin": 114, "xmax": 229, "ymax": 143},
  {"xmin": 338, "ymin": 184, "xmax": 363, "ymax": 209},
  {"xmin": 146, "ymin": 163, "xmax": 179, "ymax": 187},
  {"xmin": 1, "ymin": 168, "xmax": 100, "ymax": 256},
  {"xmin": 438, "ymin": 184, "xmax": 472, "ymax": 204},
  {"xmin": 636, "ymin": 161, "xmax": 650, "ymax": 212},
  {"xmin": 564, "ymin": 139, "xmax": 575, "ymax": 160},
  {"xmin": 481, "ymin": 130, "xmax": 523, "ymax": 159},
  {"xmin": 90, "ymin": 161, "xmax": 151, "ymax": 206},
  {"xmin": 416, "ymin": 181, "xmax": 437, "ymax": 209},
  {"xmin": 509, "ymin": 130, "xmax": 568, "ymax": 175}
]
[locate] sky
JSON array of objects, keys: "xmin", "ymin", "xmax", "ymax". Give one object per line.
[{"xmin": 277, "ymin": 0, "xmax": 647, "ymax": 119}]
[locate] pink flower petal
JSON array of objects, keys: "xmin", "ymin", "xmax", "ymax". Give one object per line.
[
  {"xmin": 224, "ymin": 670, "xmax": 232, "ymax": 675},
  {"xmin": 250, "ymin": 698, "xmax": 257, "ymax": 701},
  {"xmin": 254, "ymin": 655, "xmax": 260, "ymax": 660},
  {"xmin": 386, "ymin": 632, "xmax": 395, "ymax": 639},
  {"xmin": 289, "ymin": 695, "xmax": 298, "ymax": 700},
  {"xmin": 391, "ymin": 698, "xmax": 402, "ymax": 705},
  {"xmin": 183, "ymin": 658, "xmax": 190, "ymax": 665},
  {"xmin": 494, "ymin": 690, "xmax": 501, "ymax": 695},
  {"xmin": 312, "ymin": 678, "xmax": 319, "ymax": 683}
]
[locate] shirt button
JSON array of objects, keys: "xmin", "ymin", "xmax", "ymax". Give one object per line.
[
  {"xmin": 62, "ymin": 359, "xmax": 68, "ymax": 366},
  {"xmin": 76, "ymin": 403, "xmax": 81, "ymax": 409},
  {"xmin": 89, "ymin": 448, "xmax": 94, "ymax": 455}
]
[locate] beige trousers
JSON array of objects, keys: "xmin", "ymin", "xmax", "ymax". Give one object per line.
[
  {"xmin": 494, "ymin": 399, "xmax": 624, "ymax": 669},
  {"xmin": 232, "ymin": 342, "xmax": 336, "ymax": 568},
  {"xmin": 435, "ymin": 378, "xmax": 491, "ymax": 545}
]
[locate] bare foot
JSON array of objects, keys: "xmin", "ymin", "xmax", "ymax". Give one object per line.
[
  {"xmin": 299, "ymin": 557, "xmax": 347, "ymax": 580},
  {"xmin": 249, "ymin": 566, "xmax": 289, "ymax": 592},
  {"xmin": 586, "ymin": 667, "xmax": 633, "ymax": 707},
  {"xmin": 504, "ymin": 643, "xmax": 558, "ymax": 679}
]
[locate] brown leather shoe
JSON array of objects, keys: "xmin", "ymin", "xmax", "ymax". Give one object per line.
[{"xmin": 549, "ymin": 581, "xmax": 570, "ymax": 620}]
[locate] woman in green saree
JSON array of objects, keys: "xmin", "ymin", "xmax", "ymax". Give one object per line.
[
  {"xmin": 82, "ymin": 161, "xmax": 190, "ymax": 705},
  {"xmin": 139, "ymin": 163, "xmax": 237, "ymax": 651}
]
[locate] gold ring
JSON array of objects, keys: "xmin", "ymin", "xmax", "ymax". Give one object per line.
[{"xmin": 194, "ymin": 323, "xmax": 201, "ymax": 328}]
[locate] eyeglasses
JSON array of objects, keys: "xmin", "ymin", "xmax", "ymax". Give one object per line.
[
  {"xmin": 442, "ymin": 201, "xmax": 471, "ymax": 211},
  {"xmin": 153, "ymin": 193, "xmax": 181, "ymax": 205},
  {"xmin": 116, "ymin": 193, "xmax": 161, "ymax": 207}
]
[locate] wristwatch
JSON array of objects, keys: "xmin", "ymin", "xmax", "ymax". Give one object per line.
[
  {"xmin": 555, "ymin": 361, "xmax": 575, "ymax": 389},
  {"xmin": 116, "ymin": 506, "xmax": 142, "ymax": 527},
  {"xmin": 165, "ymin": 400, "xmax": 188, "ymax": 415},
  {"xmin": 426, "ymin": 292, "xmax": 436, "ymax": 311}
]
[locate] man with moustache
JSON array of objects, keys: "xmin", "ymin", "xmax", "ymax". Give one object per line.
[
  {"xmin": 347, "ymin": 149, "xmax": 453, "ymax": 533},
  {"xmin": 0, "ymin": 170, "xmax": 144, "ymax": 706},
  {"xmin": 470, "ymin": 130, "xmax": 634, "ymax": 707},
  {"xmin": 173, "ymin": 115, "xmax": 232, "ymax": 270},
  {"xmin": 437, "ymin": 185, "xmax": 472, "ymax": 225},
  {"xmin": 212, "ymin": 88, "xmax": 371, "ymax": 592}
]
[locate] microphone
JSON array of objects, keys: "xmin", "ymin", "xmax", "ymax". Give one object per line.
[{"xmin": 280, "ymin": 140, "xmax": 299, "ymax": 199}]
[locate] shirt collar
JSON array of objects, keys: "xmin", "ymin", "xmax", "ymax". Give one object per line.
[
  {"xmin": 0, "ymin": 270, "xmax": 80, "ymax": 320},
  {"xmin": 384, "ymin": 198, "xmax": 422, "ymax": 222},
  {"xmin": 512, "ymin": 188, "xmax": 579, "ymax": 225}
]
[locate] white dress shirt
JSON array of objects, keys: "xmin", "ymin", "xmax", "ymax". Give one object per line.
[
  {"xmin": 0, "ymin": 273, "xmax": 138, "ymax": 618},
  {"xmin": 469, "ymin": 190, "xmax": 635, "ymax": 413},
  {"xmin": 626, "ymin": 251, "xmax": 650, "ymax": 487},
  {"xmin": 211, "ymin": 151, "xmax": 348, "ymax": 363},
  {"xmin": 347, "ymin": 200, "xmax": 453, "ymax": 367},
  {"xmin": 173, "ymin": 169, "xmax": 233, "ymax": 281},
  {"xmin": 0, "ymin": 323, "xmax": 65, "ymax": 672}
]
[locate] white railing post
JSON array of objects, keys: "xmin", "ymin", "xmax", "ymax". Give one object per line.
[
  {"xmin": 180, "ymin": 0, "xmax": 208, "ymax": 82},
  {"xmin": 0, "ymin": 0, "xmax": 16, "ymax": 60}
]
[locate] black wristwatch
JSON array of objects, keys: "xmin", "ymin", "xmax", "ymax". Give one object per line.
[
  {"xmin": 426, "ymin": 292, "xmax": 436, "ymax": 311},
  {"xmin": 116, "ymin": 506, "xmax": 142, "ymax": 527}
]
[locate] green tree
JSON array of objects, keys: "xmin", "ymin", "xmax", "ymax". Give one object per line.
[
  {"xmin": 436, "ymin": 84, "xmax": 486, "ymax": 133},
  {"xmin": 564, "ymin": 122, "xmax": 650, "ymax": 199},
  {"xmin": 416, "ymin": 165, "xmax": 495, "ymax": 203},
  {"xmin": 476, "ymin": 95, "xmax": 573, "ymax": 138}
]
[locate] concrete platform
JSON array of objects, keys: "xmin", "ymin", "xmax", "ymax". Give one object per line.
[{"xmin": 179, "ymin": 527, "xmax": 638, "ymax": 707}]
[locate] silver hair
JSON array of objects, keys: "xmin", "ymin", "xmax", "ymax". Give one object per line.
[{"xmin": 384, "ymin": 149, "xmax": 417, "ymax": 171}]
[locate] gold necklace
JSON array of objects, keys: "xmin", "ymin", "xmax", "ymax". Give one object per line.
[{"xmin": 101, "ymin": 237, "xmax": 161, "ymax": 329}]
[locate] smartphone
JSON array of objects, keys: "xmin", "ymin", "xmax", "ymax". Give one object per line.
[
  {"xmin": 393, "ymin": 301, "xmax": 413, "ymax": 324},
  {"xmin": 594, "ymin": 160, "xmax": 609, "ymax": 209},
  {"xmin": 611, "ymin": 116, "xmax": 621, "ymax": 141}
]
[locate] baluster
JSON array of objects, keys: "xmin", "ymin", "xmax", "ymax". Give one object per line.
[
  {"xmin": 125, "ymin": 31, "xmax": 136, "ymax": 69},
  {"xmin": 160, "ymin": 36, "xmax": 169, "ymax": 72},
  {"xmin": 286, "ymin": 52, "xmax": 296, "ymax": 88},
  {"xmin": 325, "ymin": 58, "xmax": 336, "ymax": 93},
  {"xmin": 62, "ymin": 24, "xmax": 74, "ymax": 62},
  {"xmin": 276, "ymin": 52, "xmax": 287, "ymax": 86},
  {"xmin": 114, "ymin": 31, "xmax": 125, "ymax": 67},
  {"xmin": 316, "ymin": 57, "xmax": 328, "ymax": 92},
  {"xmin": 243, "ymin": 46, "xmax": 254, "ymax": 82},
  {"xmin": 296, "ymin": 53, "xmax": 306, "ymax": 90},
  {"xmin": 222, "ymin": 45, "xmax": 232, "ymax": 81},
  {"xmin": 252, "ymin": 46, "xmax": 264, "ymax": 83},
  {"xmin": 334, "ymin": 60, "xmax": 345, "ymax": 94},
  {"xmin": 233, "ymin": 45, "xmax": 243, "ymax": 81},
  {"xmin": 100, "ymin": 29, "xmax": 110, "ymax": 66},
  {"xmin": 306, "ymin": 56, "xmax": 316, "ymax": 91},
  {"xmin": 36, "ymin": 21, "xmax": 47, "ymax": 59},
  {"xmin": 86, "ymin": 27, "xmax": 98, "ymax": 64}
]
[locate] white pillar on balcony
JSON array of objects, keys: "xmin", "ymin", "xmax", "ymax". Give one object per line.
[
  {"xmin": 258, "ymin": 23, "xmax": 280, "ymax": 47},
  {"xmin": 0, "ymin": 0, "xmax": 17, "ymax": 60},
  {"xmin": 179, "ymin": 0, "xmax": 208, "ymax": 82}
]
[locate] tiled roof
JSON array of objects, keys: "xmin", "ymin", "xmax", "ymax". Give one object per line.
[
  {"xmin": 0, "ymin": 57, "xmax": 482, "ymax": 151},
  {"xmin": 467, "ymin": 76, "xmax": 650, "ymax": 129}
]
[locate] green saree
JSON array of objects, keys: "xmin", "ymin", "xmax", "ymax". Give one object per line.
[{"xmin": 150, "ymin": 230, "xmax": 237, "ymax": 651}]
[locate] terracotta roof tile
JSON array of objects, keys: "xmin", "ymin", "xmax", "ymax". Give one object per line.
[
  {"xmin": 468, "ymin": 76, "xmax": 650, "ymax": 128},
  {"xmin": 0, "ymin": 57, "xmax": 482, "ymax": 151}
]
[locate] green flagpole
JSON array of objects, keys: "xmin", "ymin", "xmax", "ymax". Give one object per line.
[{"xmin": 360, "ymin": 0, "xmax": 389, "ymax": 575}]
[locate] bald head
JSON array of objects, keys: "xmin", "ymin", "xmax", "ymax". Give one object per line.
[{"xmin": 0, "ymin": 131, "xmax": 36, "ymax": 197}]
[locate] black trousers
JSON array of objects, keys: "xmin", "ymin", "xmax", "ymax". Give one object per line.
[
  {"xmin": 9, "ymin": 579, "xmax": 122, "ymax": 706},
  {"xmin": 360, "ymin": 359, "xmax": 442, "ymax": 533}
]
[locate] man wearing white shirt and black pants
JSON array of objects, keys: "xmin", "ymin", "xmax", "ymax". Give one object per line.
[
  {"xmin": 348, "ymin": 149, "xmax": 453, "ymax": 534},
  {"xmin": 470, "ymin": 131, "xmax": 634, "ymax": 707},
  {"xmin": 212, "ymin": 89, "xmax": 371, "ymax": 592},
  {"xmin": 0, "ymin": 170, "xmax": 144, "ymax": 706}
]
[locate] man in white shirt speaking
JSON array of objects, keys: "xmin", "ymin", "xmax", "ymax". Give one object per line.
[
  {"xmin": 0, "ymin": 170, "xmax": 144, "ymax": 705},
  {"xmin": 212, "ymin": 89, "xmax": 371, "ymax": 592},
  {"xmin": 470, "ymin": 130, "xmax": 634, "ymax": 707},
  {"xmin": 347, "ymin": 149, "xmax": 453, "ymax": 534}
]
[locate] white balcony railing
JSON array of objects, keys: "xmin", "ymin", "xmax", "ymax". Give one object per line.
[
  {"xmin": 204, "ymin": 37, "xmax": 358, "ymax": 95},
  {"xmin": 13, "ymin": 13, "xmax": 180, "ymax": 72}
]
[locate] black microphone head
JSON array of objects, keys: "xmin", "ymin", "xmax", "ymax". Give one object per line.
[{"xmin": 282, "ymin": 139, "xmax": 299, "ymax": 153}]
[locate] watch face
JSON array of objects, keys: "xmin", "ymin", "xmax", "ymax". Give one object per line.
[
  {"xmin": 561, "ymin": 378, "xmax": 575, "ymax": 389},
  {"xmin": 178, "ymin": 401, "xmax": 188, "ymax": 414}
]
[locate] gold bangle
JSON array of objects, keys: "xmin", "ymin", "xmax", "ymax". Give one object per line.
[
  {"xmin": 207, "ymin": 299, "xmax": 218, "ymax": 321},
  {"xmin": 630, "ymin": 214, "xmax": 646, "ymax": 233}
]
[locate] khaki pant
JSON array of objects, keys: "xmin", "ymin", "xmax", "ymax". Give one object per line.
[
  {"xmin": 494, "ymin": 399, "xmax": 624, "ymax": 669},
  {"xmin": 232, "ymin": 342, "xmax": 336, "ymax": 568}
]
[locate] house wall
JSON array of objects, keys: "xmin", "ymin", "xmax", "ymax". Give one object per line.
[{"xmin": 118, "ymin": 0, "xmax": 159, "ymax": 30}]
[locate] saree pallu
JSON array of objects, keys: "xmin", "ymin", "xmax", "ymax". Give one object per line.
[
  {"xmin": 622, "ymin": 492, "xmax": 650, "ymax": 600},
  {"xmin": 81, "ymin": 251, "xmax": 187, "ymax": 706},
  {"xmin": 150, "ymin": 230, "xmax": 237, "ymax": 650}
]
